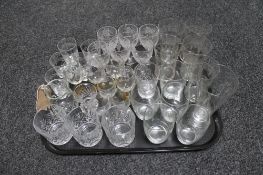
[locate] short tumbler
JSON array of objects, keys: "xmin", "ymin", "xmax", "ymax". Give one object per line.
[{"xmin": 101, "ymin": 105, "xmax": 136, "ymax": 147}]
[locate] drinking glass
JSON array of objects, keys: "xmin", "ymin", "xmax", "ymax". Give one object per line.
[
  {"xmin": 185, "ymin": 17, "xmax": 212, "ymax": 37},
  {"xmin": 57, "ymin": 37, "xmax": 79, "ymax": 65},
  {"xmin": 49, "ymin": 52, "xmax": 67, "ymax": 78},
  {"xmin": 118, "ymin": 24, "xmax": 138, "ymax": 49},
  {"xmin": 143, "ymin": 102, "xmax": 176, "ymax": 144},
  {"xmin": 80, "ymin": 39, "xmax": 96, "ymax": 62},
  {"xmin": 87, "ymin": 40, "xmax": 110, "ymax": 68},
  {"xmin": 97, "ymin": 26, "xmax": 118, "ymax": 53},
  {"xmin": 131, "ymin": 86, "xmax": 160, "ymax": 120},
  {"xmin": 161, "ymin": 80, "xmax": 189, "ymax": 122},
  {"xmin": 101, "ymin": 105, "xmax": 135, "ymax": 147},
  {"xmin": 63, "ymin": 63, "xmax": 85, "ymax": 85},
  {"xmin": 44, "ymin": 68, "xmax": 62, "ymax": 83},
  {"xmin": 179, "ymin": 61, "xmax": 204, "ymax": 82},
  {"xmin": 111, "ymin": 90, "xmax": 130, "ymax": 107},
  {"xmin": 176, "ymin": 104, "xmax": 211, "ymax": 145},
  {"xmin": 73, "ymin": 82, "xmax": 97, "ymax": 103},
  {"xmin": 44, "ymin": 79, "xmax": 72, "ymax": 100},
  {"xmin": 105, "ymin": 65, "xmax": 121, "ymax": 80},
  {"xmin": 132, "ymin": 43, "xmax": 153, "ymax": 64},
  {"xmin": 117, "ymin": 66, "xmax": 135, "ymax": 92},
  {"xmin": 88, "ymin": 67, "xmax": 106, "ymax": 85},
  {"xmin": 134, "ymin": 63, "xmax": 160, "ymax": 98},
  {"xmin": 181, "ymin": 34, "xmax": 213, "ymax": 63},
  {"xmin": 155, "ymin": 34, "xmax": 180, "ymax": 64},
  {"xmin": 97, "ymin": 76, "xmax": 117, "ymax": 99},
  {"xmin": 96, "ymin": 94, "xmax": 110, "ymax": 117},
  {"xmin": 159, "ymin": 61, "xmax": 182, "ymax": 91},
  {"xmin": 158, "ymin": 17, "xmax": 186, "ymax": 42},
  {"xmin": 66, "ymin": 107, "xmax": 103, "ymax": 147},
  {"xmin": 110, "ymin": 44, "xmax": 130, "ymax": 66},
  {"xmin": 198, "ymin": 64, "xmax": 239, "ymax": 113},
  {"xmin": 33, "ymin": 109, "xmax": 72, "ymax": 145},
  {"xmin": 139, "ymin": 24, "xmax": 159, "ymax": 47}
]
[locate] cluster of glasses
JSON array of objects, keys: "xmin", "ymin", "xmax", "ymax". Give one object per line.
[{"xmin": 33, "ymin": 18, "xmax": 239, "ymax": 147}]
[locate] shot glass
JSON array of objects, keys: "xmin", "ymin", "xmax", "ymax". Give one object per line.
[
  {"xmin": 134, "ymin": 63, "xmax": 160, "ymax": 99},
  {"xmin": 33, "ymin": 109, "xmax": 72, "ymax": 145},
  {"xmin": 57, "ymin": 37, "xmax": 79, "ymax": 65},
  {"xmin": 139, "ymin": 24, "xmax": 159, "ymax": 47},
  {"xmin": 118, "ymin": 24, "xmax": 138, "ymax": 49},
  {"xmin": 87, "ymin": 40, "xmax": 110, "ymax": 68},
  {"xmin": 131, "ymin": 86, "xmax": 160, "ymax": 120},
  {"xmin": 132, "ymin": 43, "xmax": 153, "ymax": 64},
  {"xmin": 49, "ymin": 52, "xmax": 67, "ymax": 78},
  {"xmin": 44, "ymin": 68, "xmax": 62, "ymax": 83},
  {"xmin": 143, "ymin": 102, "xmax": 176, "ymax": 144},
  {"xmin": 97, "ymin": 26, "xmax": 118, "ymax": 53},
  {"xmin": 97, "ymin": 76, "xmax": 117, "ymax": 99},
  {"xmin": 101, "ymin": 105, "xmax": 136, "ymax": 147},
  {"xmin": 66, "ymin": 107, "xmax": 103, "ymax": 147},
  {"xmin": 117, "ymin": 66, "xmax": 135, "ymax": 92},
  {"xmin": 176, "ymin": 104, "xmax": 211, "ymax": 145},
  {"xmin": 80, "ymin": 39, "xmax": 96, "ymax": 62}
]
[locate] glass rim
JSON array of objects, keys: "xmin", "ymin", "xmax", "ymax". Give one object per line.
[
  {"xmin": 139, "ymin": 24, "xmax": 159, "ymax": 34},
  {"xmin": 118, "ymin": 24, "xmax": 138, "ymax": 36},
  {"xmin": 130, "ymin": 86, "xmax": 161, "ymax": 104},
  {"xmin": 97, "ymin": 26, "xmax": 118, "ymax": 38},
  {"xmin": 44, "ymin": 68, "xmax": 61, "ymax": 83},
  {"xmin": 73, "ymin": 82, "xmax": 97, "ymax": 98},
  {"xmin": 87, "ymin": 40, "xmax": 108, "ymax": 55},
  {"xmin": 80, "ymin": 39, "xmax": 96, "ymax": 53},
  {"xmin": 57, "ymin": 37, "xmax": 77, "ymax": 52}
]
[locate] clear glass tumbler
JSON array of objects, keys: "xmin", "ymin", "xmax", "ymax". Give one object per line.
[
  {"xmin": 134, "ymin": 63, "xmax": 160, "ymax": 98},
  {"xmin": 63, "ymin": 63, "xmax": 85, "ymax": 85},
  {"xmin": 49, "ymin": 52, "xmax": 67, "ymax": 78},
  {"xmin": 57, "ymin": 37, "xmax": 79, "ymax": 65},
  {"xmin": 73, "ymin": 82, "xmax": 97, "ymax": 103},
  {"xmin": 101, "ymin": 104, "xmax": 136, "ymax": 147},
  {"xmin": 66, "ymin": 107, "xmax": 103, "ymax": 147},
  {"xmin": 33, "ymin": 109, "xmax": 72, "ymax": 145},
  {"xmin": 176, "ymin": 104, "xmax": 211, "ymax": 145},
  {"xmin": 97, "ymin": 76, "xmax": 117, "ymax": 99},
  {"xmin": 118, "ymin": 24, "xmax": 138, "ymax": 49},
  {"xmin": 44, "ymin": 68, "xmax": 62, "ymax": 83},
  {"xmin": 143, "ymin": 102, "xmax": 176, "ymax": 144},
  {"xmin": 132, "ymin": 43, "xmax": 153, "ymax": 64},
  {"xmin": 131, "ymin": 86, "xmax": 160, "ymax": 120}
]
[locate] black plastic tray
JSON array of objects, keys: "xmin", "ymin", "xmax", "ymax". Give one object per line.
[{"xmin": 41, "ymin": 111, "xmax": 222, "ymax": 155}]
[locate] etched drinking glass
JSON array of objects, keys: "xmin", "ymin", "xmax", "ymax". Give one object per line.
[
  {"xmin": 66, "ymin": 107, "xmax": 103, "ymax": 147},
  {"xmin": 73, "ymin": 82, "xmax": 97, "ymax": 103},
  {"xmin": 143, "ymin": 102, "xmax": 176, "ymax": 144},
  {"xmin": 63, "ymin": 63, "xmax": 85, "ymax": 85},
  {"xmin": 118, "ymin": 24, "xmax": 138, "ymax": 49},
  {"xmin": 87, "ymin": 40, "xmax": 110, "ymax": 68},
  {"xmin": 44, "ymin": 68, "xmax": 62, "ymax": 83},
  {"xmin": 139, "ymin": 24, "xmax": 159, "ymax": 47},
  {"xmin": 33, "ymin": 108, "xmax": 72, "ymax": 145},
  {"xmin": 97, "ymin": 76, "xmax": 117, "ymax": 99},
  {"xmin": 57, "ymin": 37, "xmax": 79, "ymax": 65},
  {"xmin": 110, "ymin": 43, "xmax": 130, "ymax": 66},
  {"xmin": 132, "ymin": 43, "xmax": 153, "ymax": 65},
  {"xmin": 101, "ymin": 104, "xmax": 136, "ymax": 147},
  {"xmin": 49, "ymin": 52, "xmax": 67, "ymax": 78},
  {"xmin": 131, "ymin": 86, "xmax": 160, "ymax": 120},
  {"xmin": 97, "ymin": 26, "xmax": 118, "ymax": 53},
  {"xmin": 134, "ymin": 63, "xmax": 160, "ymax": 99},
  {"xmin": 117, "ymin": 66, "xmax": 135, "ymax": 92},
  {"xmin": 176, "ymin": 104, "xmax": 211, "ymax": 145},
  {"xmin": 88, "ymin": 67, "xmax": 106, "ymax": 85}
]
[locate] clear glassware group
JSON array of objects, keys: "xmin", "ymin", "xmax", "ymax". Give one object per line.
[{"xmin": 34, "ymin": 20, "xmax": 239, "ymax": 148}]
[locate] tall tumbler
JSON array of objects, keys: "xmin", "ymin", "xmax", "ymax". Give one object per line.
[
  {"xmin": 33, "ymin": 108, "xmax": 72, "ymax": 145},
  {"xmin": 198, "ymin": 64, "xmax": 239, "ymax": 113},
  {"xmin": 176, "ymin": 104, "xmax": 211, "ymax": 145},
  {"xmin": 66, "ymin": 107, "xmax": 103, "ymax": 147},
  {"xmin": 143, "ymin": 102, "xmax": 176, "ymax": 144},
  {"xmin": 134, "ymin": 63, "xmax": 160, "ymax": 99},
  {"xmin": 101, "ymin": 105, "xmax": 136, "ymax": 147}
]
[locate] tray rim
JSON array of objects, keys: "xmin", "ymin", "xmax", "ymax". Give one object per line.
[{"xmin": 40, "ymin": 111, "xmax": 223, "ymax": 155}]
